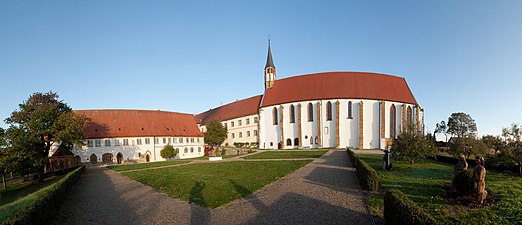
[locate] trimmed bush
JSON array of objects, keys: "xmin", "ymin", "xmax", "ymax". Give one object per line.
[
  {"xmin": 384, "ymin": 189, "xmax": 437, "ymax": 225},
  {"xmin": 2, "ymin": 165, "xmax": 85, "ymax": 225},
  {"xmin": 355, "ymin": 158, "xmax": 379, "ymax": 191},
  {"xmin": 346, "ymin": 148, "xmax": 357, "ymax": 167},
  {"xmin": 454, "ymin": 169, "xmax": 472, "ymax": 195},
  {"xmin": 347, "ymin": 148, "xmax": 379, "ymax": 191}
]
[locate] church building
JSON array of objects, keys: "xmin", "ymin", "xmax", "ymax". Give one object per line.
[
  {"xmin": 196, "ymin": 42, "xmax": 424, "ymax": 150},
  {"xmin": 62, "ymin": 42, "xmax": 423, "ymax": 165}
]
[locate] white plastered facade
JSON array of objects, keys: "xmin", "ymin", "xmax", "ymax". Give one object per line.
[
  {"xmin": 259, "ymin": 99, "xmax": 422, "ymax": 150},
  {"xmin": 72, "ymin": 136, "xmax": 204, "ymax": 163}
]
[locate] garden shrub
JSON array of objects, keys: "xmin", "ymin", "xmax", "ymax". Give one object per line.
[
  {"xmin": 2, "ymin": 165, "xmax": 85, "ymax": 225},
  {"xmin": 346, "ymin": 148, "xmax": 357, "ymax": 167},
  {"xmin": 454, "ymin": 169, "xmax": 472, "ymax": 195},
  {"xmin": 355, "ymin": 158, "xmax": 379, "ymax": 191},
  {"xmin": 384, "ymin": 189, "xmax": 437, "ymax": 225},
  {"xmin": 346, "ymin": 148, "xmax": 378, "ymax": 191}
]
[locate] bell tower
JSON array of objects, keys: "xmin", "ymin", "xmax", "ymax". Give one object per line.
[{"xmin": 265, "ymin": 39, "xmax": 276, "ymax": 89}]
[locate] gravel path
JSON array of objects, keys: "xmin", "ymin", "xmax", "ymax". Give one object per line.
[{"xmin": 53, "ymin": 150, "xmax": 374, "ymax": 225}]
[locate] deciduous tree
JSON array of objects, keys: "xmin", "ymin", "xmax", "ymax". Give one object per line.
[
  {"xmin": 447, "ymin": 112, "xmax": 477, "ymax": 139},
  {"xmin": 498, "ymin": 123, "xmax": 522, "ymax": 175},
  {"xmin": 449, "ymin": 137, "xmax": 487, "ymax": 159},
  {"xmin": 4, "ymin": 92, "xmax": 88, "ymax": 182},
  {"xmin": 391, "ymin": 127, "xmax": 435, "ymax": 164},
  {"xmin": 204, "ymin": 120, "xmax": 227, "ymax": 146},
  {"xmin": 160, "ymin": 144, "xmax": 177, "ymax": 159},
  {"xmin": 435, "ymin": 120, "xmax": 449, "ymax": 142}
]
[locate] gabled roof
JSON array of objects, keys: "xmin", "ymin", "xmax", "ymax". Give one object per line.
[
  {"xmin": 52, "ymin": 144, "xmax": 75, "ymax": 157},
  {"xmin": 260, "ymin": 72, "xmax": 418, "ymax": 107},
  {"xmin": 75, "ymin": 110, "xmax": 204, "ymax": 139},
  {"xmin": 196, "ymin": 95, "xmax": 262, "ymax": 125}
]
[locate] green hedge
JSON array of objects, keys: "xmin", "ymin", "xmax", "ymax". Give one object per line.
[
  {"xmin": 355, "ymin": 158, "xmax": 379, "ymax": 191},
  {"xmin": 2, "ymin": 165, "xmax": 85, "ymax": 225},
  {"xmin": 347, "ymin": 149, "xmax": 379, "ymax": 191},
  {"xmin": 384, "ymin": 189, "xmax": 437, "ymax": 225},
  {"xmin": 346, "ymin": 148, "xmax": 357, "ymax": 167}
]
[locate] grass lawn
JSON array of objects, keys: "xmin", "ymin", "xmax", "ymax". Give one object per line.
[
  {"xmin": 123, "ymin": 160, "xmax": 312, "ymax": 208},
  {"xmin": 242, "ymin": 150, "xmax": 328, "ymax": 159},
  {"xmin": 108, "ymin": 160, "xmax": 191, "ymax": 172},
  {"xmin": 191, "ymin": 155, "xmax": 240, "ymax": 160},
  {"xmin": 0, "ymin": 176, "xmax": 63, "ymax": 206},
  {"xmin": 358, "ymin": 154, "xmax": 522, "ymax": 224}
]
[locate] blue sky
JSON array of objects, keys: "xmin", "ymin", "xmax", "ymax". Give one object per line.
[{"xmin": 1, "ymin": 1, "xmax": 521, "ymax": 138}]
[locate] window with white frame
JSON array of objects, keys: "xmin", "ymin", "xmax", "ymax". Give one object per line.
[
  {"xmin": 137, "ymin": 139, "xmax": 142, "ymax": 145},
  {"xmin": 95, "ymin": 140, "xmax": 101, "ymax": 147},
  {"xmin": 123, "ymin": 139, "xmax": 129, "ymax": 146},
  {"xmin": 115, "ymin": 139, "xmax": 120, "ymax": 146},
  {"xmin": 145, "ymin": 138, "xmax": 150, "ymax": 144},
  {"xmin": 105, "ymin": 140, "xmax": 111, "ymax": 147},
  {"xmin": 87, "ymin": 140, "xmax": 93, "ymax": 147}
]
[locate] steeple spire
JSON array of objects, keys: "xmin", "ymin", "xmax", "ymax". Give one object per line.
[
  {"xmin": 264, "ymin": 37, "xmax": 276, "ymax": 89},
  {"xmin": 265, "ymin": 37, "xmax": 275, "ymax": 68}
]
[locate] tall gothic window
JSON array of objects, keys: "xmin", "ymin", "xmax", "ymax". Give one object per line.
[
  {"xmin": 290, "ymin": 104, "xmax": 296, "ymax": 123},
  {"xmin": 407, "ymin": 106, "xmax": 413, "ymax": 132},
  {"xmin": 308, "ymin": 103, "xmax": 313, "ymax": 122},
  {"xmin": 348, "ymin": 101, "xmax": 353, "ymax": 119},
  {"xmin": 326, "ymin": 101, "xmax": 332, "ymax": 121},
  {"xmin": 390, "ymin": 104, "xmax": 396, "ymax": 138},
  {"xmin": 273, "ymin": 107, "xmax": 278, "ymax": 125}
]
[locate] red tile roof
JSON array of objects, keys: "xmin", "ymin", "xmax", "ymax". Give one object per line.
[
  {"xmin": 75, "ymin": 110, "xmax": 203, "ymax": 139},
  {"xmin": 195, "ymin": 95, "xmax": 262, "ymax": 125},
  {"xmin": 261, "ymin": 72, "xmax": 418, "ymax": 107}
]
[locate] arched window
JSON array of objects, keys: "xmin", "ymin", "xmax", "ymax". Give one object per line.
[
  {"xmin": 294, "ymin": 138, "xmax": 299, "ymax": 146},
  {"xmin": 175, "ymin": 148, "xmax": 179, "ymax": 153},
  {"xmin": 348, "ymin": 101, "xmax": 353, "ymax": 119},
  {"xmin": 184, "ymin": 148, "xmax": 188, "ymax": 153},
  {"xmin": 310, "ymin": 137, "xmax": 313, "ymax": 144},
  {"xmin": 315, "ymin": 136, "xmax": 318, "ymax": 144},
  {"xmin": 286, "ymin": 138, "xmax": 292, "ymax": 146},
  {"xmin": 198, "ymin": 147, "xmax": 201, "ymax": 152},
  {"xmin": 390, "ymin": 104, "xmax": 396, "ymax": 138},
  {"xmin": 273, "ymin": 107, "xmax": 278, "ymax": 125},
  {"xmin": 407, "ymin": 106, "xmax": 413, "ymax": 132},
  {"xmin": 326, "ymin": 101, "xmax": 332, "ymax": 121},
  {"xmin": 308, "ymin": 103, "xmax": 313, "ymax": 122},
  {"xmin": 190, "ymin": 147, "xmax": 194, "ymax": 153},
  {"xmin": 290, "ymin": 105, "xmax": 296, "ymax": 123}
]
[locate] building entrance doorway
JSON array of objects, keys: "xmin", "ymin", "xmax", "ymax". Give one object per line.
[
  {"xmin": 116, "ymin": 152, "xmax": 123, "ymax": 164},
  {"xmin": 90, "ymin": 154, "xmax": 97, "ymax": 164},
  {"xmin": 102, "ymin": 153, "xmax": 113, "ymax": 164}
]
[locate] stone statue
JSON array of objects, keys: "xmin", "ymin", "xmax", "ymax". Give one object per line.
[
  {"xmin": 471, "ymin": 156, "xmax": 487, "ymax": 204},
  {"xmin": 452, "ymin": 154, "xmax": 468, "ymax": 188}
]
